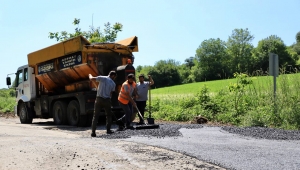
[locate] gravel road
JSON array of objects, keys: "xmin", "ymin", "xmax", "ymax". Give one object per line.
[
  {"xmin": 122, "ymin": 124, "xmax": 300, "ymax": 170},
  {"xmin": 0, "ymin": 117, "xmax": 224, "ymax": 170},
  {"xmin": 2, "ymin": 116, "xmax": 300, "ymax": 170},
  {"xmin": 92, "ymin": 123, "xmax": 300, "ymax": 170}
]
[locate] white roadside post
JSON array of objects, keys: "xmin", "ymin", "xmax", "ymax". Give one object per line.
[{"xmin": 269, "ymin": 53, "xmax": 279, "ymax": 114}]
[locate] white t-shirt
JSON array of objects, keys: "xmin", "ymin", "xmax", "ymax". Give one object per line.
[
  {"xmin": 96, "ymin": 76, "xmax": 116, "ymax": 98},
  {"xmin": 136, "ymin": 81, "xmax": 150, "ymax": 101}
]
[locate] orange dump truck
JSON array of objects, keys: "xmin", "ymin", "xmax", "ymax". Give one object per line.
[{"xmin": 6, "ymin": 36, "xmax": 138, "ymax": 126}]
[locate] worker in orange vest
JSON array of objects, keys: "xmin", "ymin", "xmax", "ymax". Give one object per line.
[{"xmin": 116, "ymin": 73, "xmax": 137, "ymax": 130}]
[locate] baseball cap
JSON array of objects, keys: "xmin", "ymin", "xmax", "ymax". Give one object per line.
[
  {"xmin": 109, "ymin": 71, "xmax": 117, "ymax": 76},
  {"xmin": 127, "ymin": 73, "xmax": 135, "ymax": 79}
]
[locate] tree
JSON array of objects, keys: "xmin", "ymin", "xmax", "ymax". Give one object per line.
[
  {"xmin": 195, "ymin": 38, "xmax": 230, "ymax": 81},
  {"xmin": 189, "ymin": 59, "xmax": 202, "ymax": 82},
  {"xmin": 148, "ymin": 59, "xmax": 181, "ymax": 88},
  {"xmin": 227, "ymin": 28, "xmax": 254, "ymax": 73},
  {"xmin": 184, "ymin": 56, "xmax": 195, "ymax": 69},
  {"xmin": 287, "ymin": 31, "xmax": 300, "ymax": 66},
  {"xmin": 286, "ymin": 46, "xmax": 299, "ymax": 65},
  {"xmin": 135, "ymin": 65, "xmax": 155, "ymax": 83},
  {"xmin": 293, "ymin": 31, "xmax": 300, "ymax": 55},
  {"xmin": 49, "ymin": 18, "xmax": 123, "ymax": 43},
  {"xmin": 136, "ymin": 65, "xmax": 143, "ymax": 73},
  {"xmin": 296, "ymin": 31, "xmax": 300, "ymax": 43},
  {"xmin": 178, "ymin": 64, "xmax": 193, "ymax": 84},
  {"xmin": 252, "ymin": 35, "xmax": 295, "ymax": 72}
]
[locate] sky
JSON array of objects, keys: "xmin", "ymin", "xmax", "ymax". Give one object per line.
[{"xmin": 0, "ymin": 0, "xmax": 299, "ymax": 89}]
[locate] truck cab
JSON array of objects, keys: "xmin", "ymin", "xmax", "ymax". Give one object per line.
[{"xmin": 15, "ymin": 65, "xmax": 36, "ymax": 103}]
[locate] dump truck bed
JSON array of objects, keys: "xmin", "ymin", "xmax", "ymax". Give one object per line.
[{"xmin": 27, "ymin": 36, "xmax": 138, "ymax": 92}]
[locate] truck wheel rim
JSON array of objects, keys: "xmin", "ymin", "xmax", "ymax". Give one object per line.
[
  {"xmin": 71, "ymin": 109, "xmax": 78, "ymax": 121},
  {"xmin": 20, "ymin": 107, "xmax": 26, "ymax": 120},
  {"xmin": 56, "ymin": 108, "xmax": 62, "ymax": 120}
]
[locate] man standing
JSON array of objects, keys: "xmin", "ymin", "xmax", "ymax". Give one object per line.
[
  {"xmin": 117, "ymin": 73, "xmax": 137, "ymax": 130},
  {"xmin": 135, "ymin": 74, "xmax": 154, "ymax": 125},
  {"xmin": 89, "ymin": 71, "xmax": 117, "ymax": 137}
]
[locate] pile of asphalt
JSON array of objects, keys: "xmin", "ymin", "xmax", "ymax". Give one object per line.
[
  {"xmin": 97, "ymin": 123, "xmax": 300, "ymax": 140},
  {"xmin": 221, "ymin": 126, "xmax": 300, "ymax": 140},
  {"xmin": 98, "ymin": 124, "xmax": 204, "ymax": 139}
]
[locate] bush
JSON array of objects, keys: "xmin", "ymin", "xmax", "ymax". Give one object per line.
[
  {"xmin": 0, "ymin": 97, "xmax": 15, "ymax": 113},
  {"xmin": 179, "ymin": 97, "xmax": 197, "ymax": 108}
]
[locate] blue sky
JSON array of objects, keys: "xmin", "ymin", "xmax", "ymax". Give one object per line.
[{"xmin": 0, "ymin": 0, "xmax": 299, "ymax": 88}]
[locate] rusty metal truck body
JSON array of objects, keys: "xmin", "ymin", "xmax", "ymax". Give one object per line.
[{"xmin": 8, "ymin": 36, "xmax": 138, "ymax": 126}]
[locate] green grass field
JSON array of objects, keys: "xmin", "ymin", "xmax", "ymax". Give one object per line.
[
  {"xmin": 151, "ymin": 73, "xmax": 300, "ymax": 99},
  {"xmin": 150, "ymin": 78, "xmax": 236, "ymax": 102},
  {"xmin": 147, "ymin": 73, "xmax": 300, "ymax": 129}
]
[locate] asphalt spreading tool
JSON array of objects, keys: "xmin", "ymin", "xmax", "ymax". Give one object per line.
[{"xmin": 134, "ymin": 106, "xmax": 159, "ymax": 130}]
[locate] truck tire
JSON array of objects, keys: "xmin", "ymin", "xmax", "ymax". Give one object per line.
[
  {"xmin": 67, "ymin": 100, "xmax": 80, "ymax": 126},
  {"xmin": 19, "ymin": 102, "xmax": 33, "ymax": 124},
  {"xmin": 53, "ymin": 101, "xmax": 68, "ymax": 125},
  {"xmin": 67, "ymin": 100, "xmax": 88, "ymax": 127}
]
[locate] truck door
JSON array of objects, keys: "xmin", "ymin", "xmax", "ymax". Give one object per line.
[
  {"xmin": 16, "ymin": 66, "xmax": 35, "ymax": 102},
  {"xmin": 15, "ymin": 69, "xmax": 24, "ymax": 102}
]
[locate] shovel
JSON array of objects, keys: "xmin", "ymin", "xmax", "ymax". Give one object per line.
[
  {"xmin": 134, "ymin": 105, "xmax": 159, "ymax": 129},
  {"xmin": 146, "ymin": 86, "xmax": 155, "ymax": 124}
]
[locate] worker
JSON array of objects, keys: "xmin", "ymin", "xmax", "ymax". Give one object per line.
[
  {"xmin": 135, "ymin": 74, "xmax": 154, "ymax": 125},
  {"xmin": 117, "ymin": 73, "xmax": 137, "ymax": 130},
  {"xmin": 89, "ymin": 71, "xmax": 117, "ymax": 137}
]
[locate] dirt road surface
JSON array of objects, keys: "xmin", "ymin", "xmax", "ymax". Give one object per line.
[{"xmin": 0, "ymin": 117, "xmax": 224, "ymax": 170}]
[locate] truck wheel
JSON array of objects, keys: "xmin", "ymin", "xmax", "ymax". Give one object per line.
[
  {"xmin": 67, "ymin": 100, "xmax": 80, "ymax": 126},
  {"xmin": 67, "ymin": 100, "xmax": 88, "ymax": 127},
  {"xmin": 19, "ymin": 102, "xmax": 33, "ymax": 124},
  {"xmin": 53, "ymin": 101, "xmax": 68, "ymax": 125}
]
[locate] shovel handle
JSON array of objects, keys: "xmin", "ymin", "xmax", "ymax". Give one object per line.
[
  {"xmin": 135, "ymin": 105, "xmax": 146, "ymax": 122},
  {"xmin": 148, "ymin": 85, "xmax": 152, "ymax": 118}
]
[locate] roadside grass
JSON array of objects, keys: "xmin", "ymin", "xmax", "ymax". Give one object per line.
[
  {"xmin": 0, "ymin": 97, "xmax": 15, "ymax": 113},
  {"xmin": 147, "ymin": 72, "xmax": 300, "ymax": 130},
  {"xmin": 0, "ymin": 89, "xmax": 15, "ymax": 113}
]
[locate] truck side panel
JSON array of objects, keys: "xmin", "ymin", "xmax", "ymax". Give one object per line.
[
  {"xmin": 27, "ymin": 36, "xmax": 90, "ymax": 67},
  {"xmin": 35, "ymin": 64, "xmax": 98, "ymax": 92}
]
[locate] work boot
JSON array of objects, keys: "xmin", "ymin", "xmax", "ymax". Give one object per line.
[
  {"xmin": 106, "ymin": 129, "xmax": 114, "ymax": 134},
  {"xmin": 136, "ymin": 121, "xmax": 145, "ymax": 125},
  {"xmin": 116, "ymin": 119, "xmax": 124, "ymax": 127},
  {"xmin": 117, "ymin": 125, "xmax": 125, "ymax": 131},
  {"xmin": 91, "ymin": 132, "xmax": 96, "ymax": 137},
  {"xmin": 126, "ymin": 124, "xmax": 134, "ymax": 130}
]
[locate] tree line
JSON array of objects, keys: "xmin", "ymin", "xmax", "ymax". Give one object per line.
[{"xmin": 137, "ymin": 29, "xmax": 300, "ymax": 88}]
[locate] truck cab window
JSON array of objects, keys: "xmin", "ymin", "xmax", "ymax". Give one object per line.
[
  {"xmin": 24, "ymin": 68, "xmax": 28, "ymax": 81},
  {"xmin": 16, "ymin": 69, "xmax": 23, "ymax": 86}
]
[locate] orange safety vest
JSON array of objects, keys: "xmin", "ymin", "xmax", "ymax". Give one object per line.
[{"xmin": 118, "ymin": 81, "xmax": 136, "ymax": 104}]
